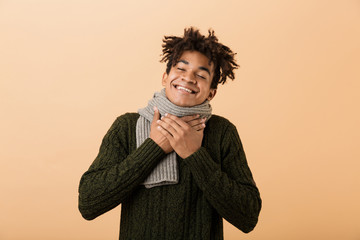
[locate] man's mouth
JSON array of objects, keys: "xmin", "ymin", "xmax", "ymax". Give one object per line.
[{"xmin": 173, "ymin": 84, "xmax": 197, "ymax": 94}]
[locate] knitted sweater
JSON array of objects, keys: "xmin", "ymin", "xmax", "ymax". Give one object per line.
[{"xmin": 78, "ymin": 113, "xmax": 261, "ymax": 240}]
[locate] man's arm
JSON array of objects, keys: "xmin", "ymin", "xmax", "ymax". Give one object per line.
[
  {"xmin": 78, "ymin": 112, "xmax": 206, "ymax": 220},
  {"xmin": 184, "ymin": 122, "xmax": 261, "ymax": 233},
  {"xmin": 157, "ymin": 115, "xmax": 261, "ymax": 233},
  {"xmin": 78, "ymin": 114, "xmax": 166, "ymax": 220}
]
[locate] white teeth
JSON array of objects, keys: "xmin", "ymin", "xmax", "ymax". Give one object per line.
[{"xmin": 177, "ymin": 86, "xmax": 192, "ymax": 93}]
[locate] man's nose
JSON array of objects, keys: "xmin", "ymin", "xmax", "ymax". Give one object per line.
[{"xmin": 182, "ymin": 71, "xmax": 196, "ymax": 84}]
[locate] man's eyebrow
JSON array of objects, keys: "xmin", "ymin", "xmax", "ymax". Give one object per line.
[
  {"xmin": 178, "ymin": 59, "xmax": 189, "ymax": 65},
  {"xmin": 199, "ymin": 66, "xmax": 211, "ymax": 75},
  {"xmin": 178, "ymin": 59, "xmax": 211, "ymax": 75}
]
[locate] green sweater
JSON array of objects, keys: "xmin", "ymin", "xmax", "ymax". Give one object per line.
[{"xmin": 78, "ymin": 113, "xmax": 261, "ymax": 240}]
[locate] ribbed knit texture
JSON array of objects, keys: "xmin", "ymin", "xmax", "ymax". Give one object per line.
[
  {"xmin": 137, "ymin": 88, "xmax": 212, "ymax": 188},
  {"xmin": 78, "ymin": 113, "xmax": 261, "ymax": 240}
]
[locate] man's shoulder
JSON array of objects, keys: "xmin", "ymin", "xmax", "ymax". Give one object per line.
[
  {"xmin": 116, "ymin": 112, "xmax": 140, "ymax": 121},
  {"xmin": 207, "ymin": 114, "xmax": 237, "ymax": 133},
  {"xmin": 109, "ymin": 112, "xmax": 140, "ymax": 130},
  {"xmin": 208, "ymin": 114, "xmax": 232, "ymax": 126}
]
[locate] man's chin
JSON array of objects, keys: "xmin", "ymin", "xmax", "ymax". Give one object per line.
[{"xmin": 170, "ymin": 99, "xmax": 194, "ymax": 107}]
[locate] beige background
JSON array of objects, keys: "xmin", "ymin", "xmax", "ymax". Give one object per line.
[{"xmin": 1, "ymin": 0, "xmax": 359, "ymax": 239}]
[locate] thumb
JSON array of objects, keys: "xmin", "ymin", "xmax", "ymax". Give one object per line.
[
  {"xmin": 198, "ymin": 128, "xmax": 204, "ymax": 135},
  {"xmin": 152, "ymin": 106, "xmax": 160, "ymax": 122}
]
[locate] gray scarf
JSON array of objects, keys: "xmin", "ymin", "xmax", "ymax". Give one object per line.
[{"xmin": 137, "ymin": 88, "xmax": 212, "ymax": 188}]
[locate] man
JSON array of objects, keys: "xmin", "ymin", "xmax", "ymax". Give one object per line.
[{"xmin": 78, "ymin": 27, "xmax": 261, "ymax": 239}]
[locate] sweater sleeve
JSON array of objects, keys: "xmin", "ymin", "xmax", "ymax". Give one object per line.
[
  {"xmin": 78, "ymin": 114, "xmax": 166, "ymax": 220},
  {"xmin": 182, "ymin": 122, "xmax": 262, "ymax": 233}
]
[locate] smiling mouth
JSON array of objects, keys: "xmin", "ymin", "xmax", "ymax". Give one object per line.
[{"xmin": 173, "ymin": 84, "xmax": 197, "ymax": 94}]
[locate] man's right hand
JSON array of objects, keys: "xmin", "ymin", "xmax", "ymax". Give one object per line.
[{"xmin": 150, "ymin": 106, "xmax": 206, "ymax": 154}]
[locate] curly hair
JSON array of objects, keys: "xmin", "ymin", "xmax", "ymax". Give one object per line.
[{"xmin": 160, "ymin": 27, "xmax": 239, "ymax": 89}]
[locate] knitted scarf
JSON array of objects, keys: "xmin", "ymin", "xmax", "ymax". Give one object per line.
[{"xmin": 137, "ymin": 88, "xmax": 212, "ymax": 188}]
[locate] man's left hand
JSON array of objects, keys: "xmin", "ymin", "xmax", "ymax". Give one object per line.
[{"xmin": 156, "ymin": 113, "xmax": 206, "ymax": 159}]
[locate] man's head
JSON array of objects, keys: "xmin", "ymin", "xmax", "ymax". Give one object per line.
[{"xmin": 160, "ymin": 27, "xmax": 239, "ymax": 107}]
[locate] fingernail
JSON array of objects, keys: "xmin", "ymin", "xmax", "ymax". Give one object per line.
[
  {"xmin": 157, "ymin": 120, "xmax": 160, "ymax": 123},
  {"xmin": 165, "ymin": 113, "xmax": 168, "ymax": 116},
  {"xmin": 153, "ymin": 106, "xmax": 158, "ymax": 111},
  {"xmin": 160, "ymin": 116, "xmax": 164, "ymax": 120},
  {"xmin": 157, "ymin": 126, "xmax": 161, "ymax": 130}
]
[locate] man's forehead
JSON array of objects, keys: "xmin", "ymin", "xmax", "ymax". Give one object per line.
[
  {"xmin": 176, "ymin": 59, "xmax": 212, "ymax": 75},
  {"xmin": 176, "ymin": 51, "xmax": 213, "ymax": 72},
  {"xmin": 177, "ymin": 51, "xmax": 212, "ymax": 63}
]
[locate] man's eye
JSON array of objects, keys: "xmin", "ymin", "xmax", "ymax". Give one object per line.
[
  {"xmin": 197, "ymin": 74, "xmax": 206, "ymax": 79},
  {"xmin": 177, "ymin": 68, "xmax": 185, "ymax": 71}
]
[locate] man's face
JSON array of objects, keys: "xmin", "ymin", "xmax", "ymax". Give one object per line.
[{"xmin": 162, "ymin": 50, "xmax": 217, "ymax": 107}]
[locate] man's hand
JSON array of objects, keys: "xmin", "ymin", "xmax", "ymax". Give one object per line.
[
  {"xmin": 150, "ymin": 107, "xmax": 173, "ymax": 154},
  {"xmin": 156, "ymin": 113, "xmax": 206, "ymax": 159}
]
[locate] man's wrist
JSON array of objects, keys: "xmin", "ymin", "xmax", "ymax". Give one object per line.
[{"xmin": 179, "ymin": 148, "xmax": 200, "ymax": 159}]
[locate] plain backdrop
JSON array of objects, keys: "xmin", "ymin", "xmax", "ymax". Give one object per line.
[{"xmin": 1, "ymin": 0, "xmax": 359, "ymax": 239}]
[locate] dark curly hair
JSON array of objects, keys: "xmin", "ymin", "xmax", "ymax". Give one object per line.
[{"xmin": 160, "ymin": 27, "xmax": 239, "ymax": 89}]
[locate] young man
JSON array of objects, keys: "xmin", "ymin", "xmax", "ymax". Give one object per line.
[{"xmin": 78, "ymin": 27, "xmax": 261, "ymax": 240}]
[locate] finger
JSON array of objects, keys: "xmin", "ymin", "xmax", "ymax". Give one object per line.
[
  {"xmin": 164, "ymin": 113, "xmax": 190, "ymax": 130},
  {"xmin": 157, "ymin": 119, "xmax": 178, "ymax": 136},
  {"xmin": 180, "ymin": 114, "xmax": 200, "ymax": 123},
  {"xmin": 152, "ymin": 106, "xmax": 160, "ymax": 123},
  {"xmin": 187, "ymin": 117, "xmax": 206, "ymax": 128},
  {"xmin": 157, "ymin": 125, "xmax": 174, "ymax": 141},
  {"xmin": 192, "ymin": 122, "xmax": 206, "ymax": 131},
  {"xmin": 161, "ymin": 115, "xmax": 183, "ymax": 132}
]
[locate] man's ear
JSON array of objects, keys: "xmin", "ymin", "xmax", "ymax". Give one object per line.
[
  {"xmin": 207, "ymin": 89, "xmax": 217, "ymax": 101},
  {"xmin": 162, "ymin": 72, "xmax": 168, "ymax": 86}
]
